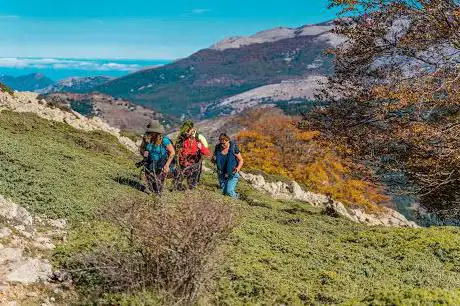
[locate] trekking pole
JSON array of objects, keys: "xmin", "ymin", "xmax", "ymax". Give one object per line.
[{"xmin": 196, "ymin": 157, "xmax": 204, "ymax": 183}]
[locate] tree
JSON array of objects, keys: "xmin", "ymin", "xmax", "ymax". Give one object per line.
[
  {"xmin": 303, "ymin": 0, "xmax": 460, "ymax": 219},
  {"xmin": 237, "ymin": 109, "xmax": 388, "ymax": 211}
]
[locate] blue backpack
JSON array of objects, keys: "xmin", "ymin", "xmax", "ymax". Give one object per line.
[{"xmin": 145, "ymin": 136, "xmax": 172, "ymax": 171}]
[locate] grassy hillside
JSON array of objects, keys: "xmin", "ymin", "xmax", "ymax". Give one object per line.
[
  {"xmin": 0, "ymin": 110, "xmax": 143, "ymax": 220},
  {"xmin": 1, "ymin": 111, "xmax": 460, "ymax": 305},
  {"xmin": 94, "ymin": 37, "xmax": 333, "ymax": 118},
  {"xmin": 206, "ymin": 178, "xmax": 460, "ymax": 304}
]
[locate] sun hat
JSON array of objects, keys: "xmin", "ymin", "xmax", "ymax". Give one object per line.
[{"xmin": 145, "ymin": 120, "xmax": 165, "ymax": 133}]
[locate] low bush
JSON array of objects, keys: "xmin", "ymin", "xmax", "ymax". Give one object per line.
[{"xmin": 63, "ymin": 192, "xmax": 236, "ymax": 304}]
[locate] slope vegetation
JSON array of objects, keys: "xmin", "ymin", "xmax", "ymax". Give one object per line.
[{"xmin": 1, "ymin": 107, "xmax": 460, "ymax": 304}]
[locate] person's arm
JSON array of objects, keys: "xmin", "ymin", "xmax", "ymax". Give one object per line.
[
  {"xmin": 198, "ymin": 141, "xmax": 211, "ymax": 157},
  {"xmin": 211, "ymin": 144, "xmax": 219, "ymax": 163},
  {"xmin": 143, "ymin": 142, "xmax": 151, "ymax": 158},
  {"xmin": 234, "ymin": 153, "xmax": 244, "ymax": 173},
  {"xmin": 163, "ymin": 143, "xmax": 175, "ymax": 173},
  {"xmin": 140, "ymin": 138, "xmax": 147, "ymax": 156}
]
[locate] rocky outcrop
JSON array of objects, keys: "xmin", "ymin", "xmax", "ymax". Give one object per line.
[
  {"xmin": 0, "ymin": 91, "xmax": 138, "ymax": 153},
  {"xmin": 240, "ymin": 172, "xmax": 418, "ymax": 228},
  {"xmin": 0, "ymin": 195, "xmax": 69, "ymax": 304},
  {"xmin": 0, "ymin": 195, "xmax": 33, "ymax": 227},
  {"xmin": 324, "ymin": 201, "xmax": 419, "ymax": 228},
  {"xmin": 39, "ymin": 92, "xmax": 164, "ymax": 134},
  {"xmin": 240, "ymin": 172, "xmax": 329, "ymax": 207}
]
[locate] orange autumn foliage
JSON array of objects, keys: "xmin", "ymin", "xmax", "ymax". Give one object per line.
[{"xmin": 236, "ymin": 109, "xmax": 388, "ymax": 211}]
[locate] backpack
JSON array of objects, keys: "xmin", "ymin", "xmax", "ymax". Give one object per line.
[
  {"xmin": 215, "ymin": 141, "xmax": 239, "ymax": 176},
  {"xmin": 145, "ymin": 136, "xmax": 172, "ymax": 170},
  {"xmin": 177, "ymin": 137, "xmax": 202, "ymax": 167}
]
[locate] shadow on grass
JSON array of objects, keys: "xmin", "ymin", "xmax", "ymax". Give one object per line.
[{"xmin": 113, "ymin": 174, "xmax": 146, "ymax": 192}]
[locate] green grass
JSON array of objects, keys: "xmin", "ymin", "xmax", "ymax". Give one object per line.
[
  {"xmin": 201, "ymin": 177, "xmax": 460, "ymax": 305},
  {"xmin": 2, "ymin": 110, "xmax": 460, "ymax": 305},
  {"xmin": 0, "ymin": 111, "xmax": 144, "ymax": 220}
]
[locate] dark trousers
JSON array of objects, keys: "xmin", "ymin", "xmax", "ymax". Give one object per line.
[
  {"xmin": 174, "ymin": 162, "xmax": 201, "ymax": 190},
  {"xmin": 145, "ymin": 169, "xmax": 166, "ymax": 194}
]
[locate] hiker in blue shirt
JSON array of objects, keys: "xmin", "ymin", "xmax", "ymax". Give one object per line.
[
  {"xmin": 140, "ymin": 120, "xmax": 175, "ymax": 194},
  {"xmin": 212, "ymin": 133, "xmax": 244, "ymax": 198}
]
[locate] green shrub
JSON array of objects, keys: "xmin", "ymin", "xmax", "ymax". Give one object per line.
[
  {"xmin": 0, "ymin": 82, "xmax": 14, "ymax": 96},
  {"xmin": 349, "ymin": 288, "xmax": 460, "ymax": 305}
]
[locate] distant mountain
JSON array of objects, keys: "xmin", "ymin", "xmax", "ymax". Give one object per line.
[
  {"xmin": 38, "ymin": 76, "xmax": 114, "ymax": 94},
  {"xmin": 93, "ymin": 21, "xmax": 343, "ymax": 119},
  {"xmin": 0, "ymin": 73, "xmax": 54, "ymax": 91},
  {"xmin": 210, "ymin": 21, "xmax": 342, "ymax": 50}
]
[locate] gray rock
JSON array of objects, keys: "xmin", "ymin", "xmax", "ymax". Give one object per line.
[
  {"xmin": 0, "ymin": 247, "xmax": 22, "ymax": 265},
  {"xmin": 14, "ymin": 225, "xmax": 33, "ymax": 238},
  {"xmin": 325, "ymin": 201, "xmax": 349, "ymax": 218},
  {"xmin": 32, "ymin": 236, "xmax": 55, "ymax": 250},
  {"xmin": 6, "ymin": 258, "xmax": 52, "ymax": 284},
  {"xmin": 0, "ymin": 196, "xmax": 33, "ymax": 226},
  {"xmin": 47, "ymin": 218, "xmax": 67, "ymax": 229},
  {"xmin": 0, "ymin": 227, "xmax": 12, "ymax": 239},
  {"xmin": 241, "ymin": 172, "xmax": 419, "ymax": 228}
]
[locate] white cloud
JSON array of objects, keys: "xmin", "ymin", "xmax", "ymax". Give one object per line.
[
  {"xmin": 0, "ymin": 15, "xmax": 19, "ymax": 19},
  {"xmin": 191, "ymin": 9, "xmax": 211, "ymax": 14},
  {"xmin": 0, "ymin": 57, "xmax": 141, "ymax": 71}
]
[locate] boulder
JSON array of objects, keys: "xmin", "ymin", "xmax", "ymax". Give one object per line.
[
  {"xmin": 0, "ymin": 196, "xmax": 32, "ymax": 226},
  {"xmin": 6, "ymin": 258, "xmax": 52, "ymax": 284}
]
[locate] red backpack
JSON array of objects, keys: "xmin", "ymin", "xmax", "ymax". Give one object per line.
[{"xmin": 179, "ymin": 138, "xmax": 200, "ymax": 167}]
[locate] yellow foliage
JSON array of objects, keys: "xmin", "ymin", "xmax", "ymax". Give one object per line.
[
  {"xmin": 295, "ymin": 130, "xmax": 320, "ymax": 141},
  {"xmin": 237, "ymin": 109, "xmax": 389, "ymax": 211}
]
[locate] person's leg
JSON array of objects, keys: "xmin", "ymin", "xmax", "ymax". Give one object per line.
[
  {"xmin": 224, "ymin": 173, "xmax": 240, "ymax": 198},
  {"xmin": 218, "ymin": 174, "xmax": 226, "ymax": 194},
  {"xmin": 152, "ymin": 170, "xmax": 166, "ymax": 194},
  {"xmin": 187, "ymin": 163, "xmax": 201, "ymax": 189},
  {"xmin": 141, "ymin": 172, "xmax": 152, "ymax": 194},
  {"xmin": 174, "ymin": 166, "xmax": 186, "ymax": 191}
]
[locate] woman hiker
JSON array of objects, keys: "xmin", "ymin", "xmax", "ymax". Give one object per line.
[
  {"xmin": 139, "ymin": 120, "xmax": 175, "ymax": 194},
  {"xmin": 175, "ymin": 124, "xmax": 211, "ymax": 190},
  {"xmin": 212, "ymin": 133, "xmax": 244, "ymax": 198}
]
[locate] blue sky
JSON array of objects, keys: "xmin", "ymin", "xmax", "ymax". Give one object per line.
[{"xmin": 0, "ymin": 0, "xmax": 337, "ymax": 59}]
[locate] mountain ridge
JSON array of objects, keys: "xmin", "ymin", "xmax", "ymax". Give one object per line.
[
  {"xmin": 38, "ymin": 76, "xmax": 114, "ymax": 94},
  {"xmin": 92, "ymin": 20, "xmax": 339, "ymax": 118},
  {"xmin": 0, "ymin": 73, "xmax": 54, "ymax": 91}
]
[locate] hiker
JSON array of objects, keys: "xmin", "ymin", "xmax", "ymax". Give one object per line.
[
  {"xmin": 139, "ymin": 120, "xmax": 175, "ymax": 194},
  {"xmin": 175, "ymin": 121, "xmax": 210, "ymax": 190},
  {"xmin": 212, "ymin": 133, "xmax": 244, "ymax": 198}
]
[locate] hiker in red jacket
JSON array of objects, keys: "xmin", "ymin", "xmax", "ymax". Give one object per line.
[{"xmin": 174, "ymin": 126, "xmax": 210, "ymax": 190}]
